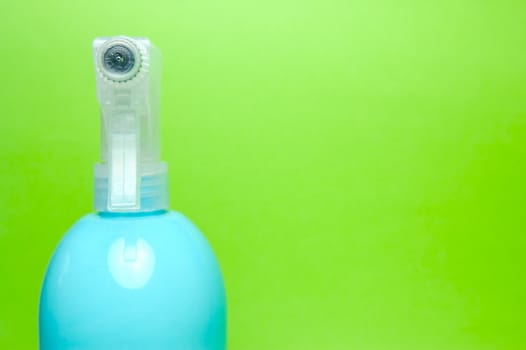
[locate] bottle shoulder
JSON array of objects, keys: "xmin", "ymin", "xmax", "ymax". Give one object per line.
[
  {"xmin": 69, "ymin": 210, "xmax": 196, "ymax": 232},
  {"xmin": 75, "ymin": 210, "xmax": 187, "ymax": 223},
  {"xmin": 45, "ymin": 210, "xmax": 221, "ymax": 286},
  {"xmin": 57, "ymin": 210, "xmax": 211, "ymax": 253}
]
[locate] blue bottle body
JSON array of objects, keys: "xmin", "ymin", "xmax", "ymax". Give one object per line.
[{"xmin": 39, "ymin": 210, "xmax": 226, "ymax": 349}]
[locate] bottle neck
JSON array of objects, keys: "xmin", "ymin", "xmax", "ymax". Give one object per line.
[{"xmin": 94, "ymin": 162, "xmax": 169, "ymax": 213}]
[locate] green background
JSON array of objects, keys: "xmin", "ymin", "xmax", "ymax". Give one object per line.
[{"xmin": 1, "ymin": 0, "xmax": 525, "ymax": 349}]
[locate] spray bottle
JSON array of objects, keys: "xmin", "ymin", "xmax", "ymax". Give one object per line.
[{"xmin": 39, "ymin": 36, "xmax": 226, "ymax": 349}]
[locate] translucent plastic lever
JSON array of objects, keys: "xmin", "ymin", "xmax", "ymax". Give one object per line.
[
  {"xmin": 93, "ymin": 36, "xmax": 168, "ymax": 213},
  {"xmin": 108, "ymin": 110, "xmax": 139, "ymax": 209}
]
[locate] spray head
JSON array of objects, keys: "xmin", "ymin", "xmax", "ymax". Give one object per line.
[{"xmin": 93, "ymin": 36, "xmax": 168, "ymax": 212}]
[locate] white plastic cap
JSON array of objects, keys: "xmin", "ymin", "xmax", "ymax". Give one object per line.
[{"xmin": 93, "ymin": 36, "xmax": 168, "ymax": 212}]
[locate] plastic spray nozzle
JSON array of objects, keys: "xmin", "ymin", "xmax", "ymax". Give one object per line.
[{"xmin": 93, "ymin": 36, "xmax": 168, "ymax": 213}]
